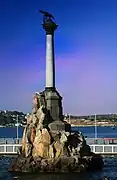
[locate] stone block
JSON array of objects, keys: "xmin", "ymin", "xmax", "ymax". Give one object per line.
[
  {"xmin": 48, "ymin": 120, "xmax": 65, "ymax": 132},
  {"xmin": 48, "ymin": 120, "xmax": 71, "ymax": 132},
  {"xmin": 44, "ymin": 88, "xmax": 63, "ymax": 122}
]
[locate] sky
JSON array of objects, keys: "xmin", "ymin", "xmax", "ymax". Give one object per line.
[{"xmin": 0, "ymin": 0, "xmax": 117, "ymax": 115}]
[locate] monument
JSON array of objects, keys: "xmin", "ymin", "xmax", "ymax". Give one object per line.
[
  {"xmin": 39, "ymin": 10, "xmax": 69, "ymax": 132},
  {"xmin": 8, "ymin": 10, "xmax": 103, "ymax": 173}
]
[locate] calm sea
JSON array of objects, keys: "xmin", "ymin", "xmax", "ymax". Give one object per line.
[
  {"xmin": 0, "ymin": 126, "xmax": 117, "ymax": 138},
  {"xmin": 0, "ymin": 126, "xmax": 117, "ymax": 180}
]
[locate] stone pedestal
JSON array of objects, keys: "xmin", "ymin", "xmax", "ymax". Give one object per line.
[
  {"xmin": 44, "ymin": 87, "xmax": 71, "ymax": 132},
  {"xmin": 44, "ymin": 87, "xmax": 63, "ymax": 121}
]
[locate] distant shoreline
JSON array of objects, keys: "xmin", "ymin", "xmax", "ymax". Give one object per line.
[{"xmin": 71, "ymin": 124, "xmax": 116, "ymax": 127}]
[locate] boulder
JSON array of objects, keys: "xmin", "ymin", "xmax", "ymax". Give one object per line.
[
  {"xmin": 48, "ymin": 144, "xmax": 54, "ymax": 159},
  {"xmin": 41, "ymin": 128, "xmax": 51, "ymax": 145},
  {"xmin": 32, "ymin": 128, "xmax": 51, "ymax": 158},
  {"xmin": 80, "ymin": 144, "xmax": 91, "ymax": 157},
  {"xmin": 36, "ymin": 105, "xmax": 46, "ymax": 125},
  {"xmin": 32, "ymin": 142, "xmax": 49, "ymax": 158},
  {"xmin": 33, "ymin": 128, "xmax": 51, "ymax": 146},
  {"xmin": 60, "ymin": 133, "xmax": 67, "ymax": 144},
  {"xmin": 54, "ymin": 140, "xmax": 63, "ymax": 158}
]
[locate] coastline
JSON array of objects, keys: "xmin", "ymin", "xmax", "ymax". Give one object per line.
[
  {"xmin": 71, "ymin": 124, "xmax": 116, "ymax": 127},
  {"xmin": 64, "ymin": 119, "xmax": 117, "ymax": 127}
]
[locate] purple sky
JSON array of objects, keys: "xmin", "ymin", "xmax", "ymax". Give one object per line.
[{"xmin": 0, "ymin": 0, "xmax": 117, "ymax": 115}]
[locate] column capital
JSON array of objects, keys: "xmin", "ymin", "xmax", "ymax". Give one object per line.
[{"xmin": 43, "ymin": 21, "xmax": 58, "ymax": 35}]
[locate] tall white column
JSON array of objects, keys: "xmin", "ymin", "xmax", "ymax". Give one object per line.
[{"xmin": 46, "ymin": 34, "xmax": 55, "ymax": 88}]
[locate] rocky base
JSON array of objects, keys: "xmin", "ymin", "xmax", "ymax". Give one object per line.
[
  {"xmin": 8, "ymin": 92, "xmax": 104, "ymax": 173},
  {"xmin": 8, "ymin": 153, "xmax": 103, "ymax": 173}
]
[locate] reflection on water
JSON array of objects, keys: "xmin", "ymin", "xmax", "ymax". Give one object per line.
[{"xmin": 0, "ymin": 156, "xmax": 117, "ymax": 180}]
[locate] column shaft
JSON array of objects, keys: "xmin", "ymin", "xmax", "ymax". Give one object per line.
[{"xmin": 46, "ymin": 34, "xmax": 55, "ymax": 88}]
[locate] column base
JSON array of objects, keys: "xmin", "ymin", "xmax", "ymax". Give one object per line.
[
  {"xmin": 45, "ymin": 87, "xmax": 56, "ymax": 91},
  {"xmin": 44, "ymin": 87, "xmax": 63, "ymax": 121},
  {"xmin": 38, "ymin": 87, "xmax": 71, "ymax": 132}
]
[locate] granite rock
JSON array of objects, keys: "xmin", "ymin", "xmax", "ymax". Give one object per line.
[{"xmin": 8, "ymin": 92, "xmax": 103, "ymax": 173}]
